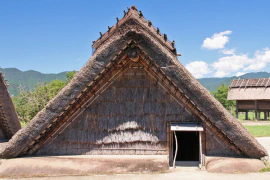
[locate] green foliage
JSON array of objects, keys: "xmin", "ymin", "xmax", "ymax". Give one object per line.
[
  {"xmin": 244, "ymin": 125, "xmax": 270, "ymax": 137},
  {"xmin": 260, "ymin": 166, "xmax": 270, "ymax": 172},
  {"xmin": 211, "ymin": 83, "xmax": 235, "ymax": 110},
  {"xmin": 65, "ymin": 70, "xmax": 76, "ymax": 82},
  {"xmin": 13, "ymin": 71, "xmax": 76, "ymax": 124}
]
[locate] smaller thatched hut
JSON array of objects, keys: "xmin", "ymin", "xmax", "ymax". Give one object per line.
[
  {"xmin": 228, "ymin": 78, "xmax": 270, "ymax": 120},
  {"xmin": 0, "ymin": 72, "xmax": 21, "ymax": 142}
]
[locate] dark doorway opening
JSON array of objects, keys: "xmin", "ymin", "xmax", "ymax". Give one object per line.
[{"xmin": 173, "ymin": 131, "xmax": 199, "ymax": 161}]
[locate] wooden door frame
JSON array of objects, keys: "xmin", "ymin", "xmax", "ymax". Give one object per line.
[{"xmin": 167, "ymin": 122, "xmax": 204, "ymax": 167}]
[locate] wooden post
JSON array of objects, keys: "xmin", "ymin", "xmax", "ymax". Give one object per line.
[
  {"xmin": 199, "ymin": 131, "xmax": 202, "ymax": 167},
  {"xmin": 245, "ymin": 111, "xmax": 248, "ymax": 120},
  {"xmin": 264, "ymin": 111, "xmax": 267, "ymax": 120},
  {"xmin": 166, "ymin": 122, "xmax": 170, "ymax": 161},
  {"xmin": 236, "ymin": 100, "xmax": 239, "ymax": 119},
  {"xmin": 173, "ymin": 131, "xmax": 178, "ymax": 168},
  {"xmin": 255, "ymin": 100, "xmax": 258, "ymax": 120}
]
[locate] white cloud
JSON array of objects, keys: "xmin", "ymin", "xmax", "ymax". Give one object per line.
[
  {"xmin": 212, "ymin": 47, "xmax": 270, "ymax": 77},
  {"xmin": 212, "ymin": 54, "xmax": 251, "ymax": 77},
  {"xmin": 185, "ymin": 61, "xmax": 211, "ymax": 78},
  {"xmin": 254, "ymin": 47, "xmax": 270, "ymax": 63},
  {"xmin": 202, "ymin": 30, "xmax": 232, "ymax": 50},
  {"xmin": 220, "ymin": 48, "xmax": 235, "ymax": 55},
  {"xmin": 244, "ymin": 62, "xmax": 266, "ymax": 71},
  {"xmin": 236, "ymin": 72, "xmax": 247, "ymax": 77}
]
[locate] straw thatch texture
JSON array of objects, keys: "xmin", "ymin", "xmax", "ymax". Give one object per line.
[
  {"xmin": 230, "ymin": 78, "xmax": 270, "ymax": 88},
  {"xmin": 228, "ymin": 88, "xmax": 270, "ymax": 100},
  {"xmin": 0, "ymin": 7, "xmax": 267, "ymax": 159},
  {"xmin": 0, "ymin": 72, "xmax": 21, "ymax": 141},
  {"xmin": 35, "ymin": 67, "xmax": 200, "ymax": 155},
  {"xmin": 228, "ymin": 78, "xmax": 270, "ymax": 100}
]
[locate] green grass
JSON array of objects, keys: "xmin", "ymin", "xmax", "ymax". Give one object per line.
[
  {"xmin": 20, "ymin": 121, "xmax": 27, "ymax": 128},
  {"xmin": 244, "ymin": 125, "xmax": 270, "ymax": 137},
  {"xmin": 260, "ymin": 166, "xmax": 270, "ymax": 172}
]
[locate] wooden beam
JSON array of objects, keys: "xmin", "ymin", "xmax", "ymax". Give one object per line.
[
  {"xmin": 166, "ymin": 122, "xmax": 170, "ymax": 162},
  {"xmin": 236, "ymin": 100, "xmax": 239, "ymax": 119}
]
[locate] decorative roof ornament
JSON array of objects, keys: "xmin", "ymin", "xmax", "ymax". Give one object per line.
[
  {"xmin": 156, "ymin": 27, "xmax": 160, "ymax": 34},
  {"xmin": 92, "ymin": 5, "xmax": 178, "ymax": 56},
  {"xmin": 139, "ymin": 10, "xmax": 143, "ymax": 18},
  {"xmin": 148, "ymin": 20, "xmax": 152, "ymax": 27},
  {"xmin": 172, "ymin": 40, "xmax": 175, "ymax": 48},
  {"xmin": 164, "ymin": 34, "xmax": 167, "ymax": 41},
  {"xmin": 131, "ymin": 5, "xmax": 138, "ymax": 11}
]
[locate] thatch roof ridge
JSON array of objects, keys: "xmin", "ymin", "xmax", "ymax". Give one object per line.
[
  {"xmin": 228, "ymin": 88, "xmax": 270, "ymax": 100},
  {"xmin": 230, "ymin": 78, "xmax": 270, "ymax": 88},
  {"xmin": 93, "ymin": 6, "xmax": 176, "ymax": 55},
  {"xmin": 0, "ymin": 7, "xmax": 267, "ymax": 159},
  {"xmin": 0, "ymin": 72, "xmax": 21, "ymax": 140}
]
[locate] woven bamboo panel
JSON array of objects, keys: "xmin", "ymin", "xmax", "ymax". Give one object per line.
[{"xmin": 36, "ymin": 68, "xmax": 200, "ymax": 155}]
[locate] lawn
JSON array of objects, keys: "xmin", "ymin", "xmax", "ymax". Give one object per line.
[{"xmin": 244, "ymin": 125, "xmax": 270, "ymax": 137}]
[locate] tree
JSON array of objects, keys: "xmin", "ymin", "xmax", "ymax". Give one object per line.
[
  {"xmin": 211, "ymin": 83, "xmax": 235, "ymax": 110},
  {"xmin": 13, "ymin": 71, "xmax": 76, "ymax": 124}
]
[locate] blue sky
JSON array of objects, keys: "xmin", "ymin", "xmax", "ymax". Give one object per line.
[{"xmin": 0, "ymin": 0, "xmax": 270, "ymax": 78}]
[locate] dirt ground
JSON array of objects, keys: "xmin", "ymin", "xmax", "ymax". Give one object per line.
[
  {"xmin": 1, "ymin": 122, "xmax": 269, "ymax": 180},
  {"xmin": 241, "ymin": 120, "xmax": 270, "ymax": 126},
  {"xmin": 1, "ymin": 136, "xmax": 269, "ymax": 180},
  {"xmin": 8, "ymin": 168, "xmax": 270, "ymax": 180}
]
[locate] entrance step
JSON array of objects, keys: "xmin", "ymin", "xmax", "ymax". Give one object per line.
[{"xmin": 175, "ymin": 161, "xmax": 199, "ymax": 167}]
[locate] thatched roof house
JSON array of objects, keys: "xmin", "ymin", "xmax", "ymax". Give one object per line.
[
  {"xmin": 228, "ymin": 78, "xmax": 270, "ymax": 120},
  {"xmin": 0, "ymin": 6, "xmax": 267, "ymax": 167},
  {"xmin": 0, "ymin": 72, "xmax": 21, "ymax": 142}
]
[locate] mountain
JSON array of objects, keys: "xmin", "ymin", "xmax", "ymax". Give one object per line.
[
  {"xmin": 0, "ymin": 67, "xmax": 68, "ymax": 96},
  {"xmin": 1, "ymin": 67, "xmax": 270, "ymax": 96},
  {"xmin": 198, "ymin": 72, "xmax": 270, "ymax": 92}
]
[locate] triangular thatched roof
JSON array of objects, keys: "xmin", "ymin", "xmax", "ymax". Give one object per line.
[
  {"xmin": 0, "ymin": 72, "xmax": 21, "ymax": 141},
  {"xmin": 0, "ymin": 6, "xmax": 267, "ymax": 159}
]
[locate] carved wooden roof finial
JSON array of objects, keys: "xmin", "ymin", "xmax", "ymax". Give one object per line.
[{"xmin": 131, "ymin": 5, "xmax": 138, "ymax": 11}]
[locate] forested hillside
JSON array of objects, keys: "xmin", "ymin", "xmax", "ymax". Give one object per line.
[
  {"xmin": 0, "ymin": 67, "xmax": 67, "ymax": 96},
  {"xmin": 198, "ymin": 72, "xmax": 270, "ymax": 92},
  {"xmin": 1, "ymin": 67, "xmax": 270, "ymax": 95}
]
